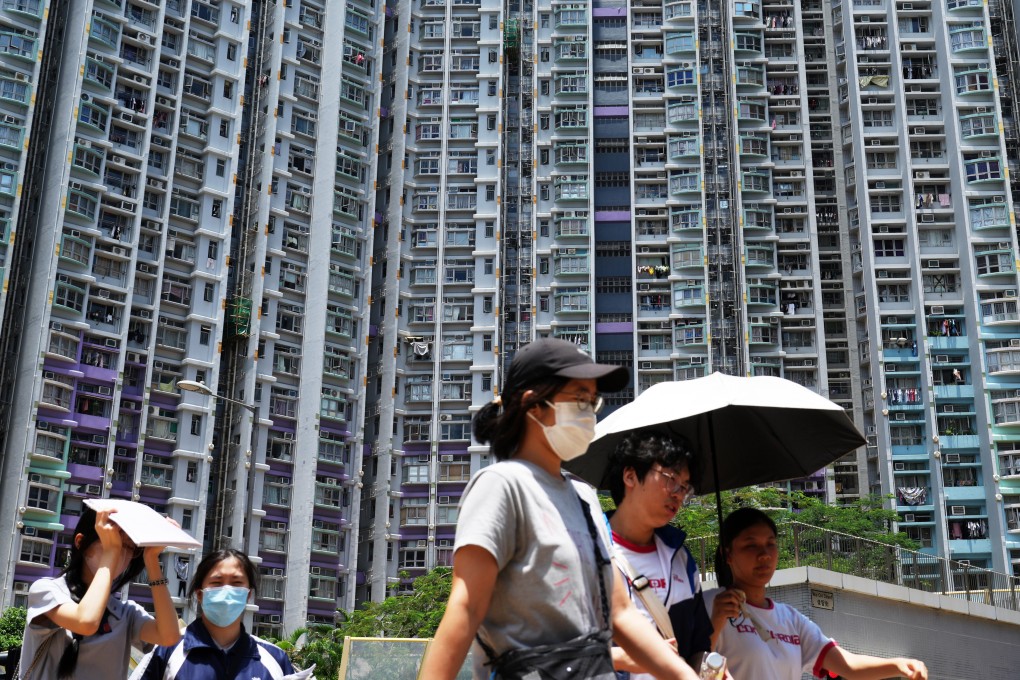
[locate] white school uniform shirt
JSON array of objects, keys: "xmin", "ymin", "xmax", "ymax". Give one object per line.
[{"xmin": 703, "ymin": 589, "xmax": 837, "ymax": 680}]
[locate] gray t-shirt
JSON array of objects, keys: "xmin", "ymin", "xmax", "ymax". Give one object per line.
[
  {"xmin": 20, "ymin": 575, "xmax": 153, "ymax": 680},
  {"xmin": 455, "ymin": 460, "xmax": 614, "ymax": 676}
]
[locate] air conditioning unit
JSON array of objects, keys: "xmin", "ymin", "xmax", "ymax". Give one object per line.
[
  {"xmin": 139, "ymin": 310, "xmax": 152, "ymax": 319},
  {"xmin": 92, "ymin": 435, "xmax": 106, "ymax": 444},
  {"xmin": 914, "ymin": 127, "xmax": 925, "ymax": 135},
  {"xmin": 23, "ymin": 527, "xmax": 37, "ymax": 537},
  {"xmin": 640, "ymin": 361, "xmax": 653, "ymax": 369},
  {"xmin": 271, "ymin": 568, "xmax": 284, "ymax": 576},
  {"xmin": 927, "ymin": 260, "xmax": 940, "ymax": 269},
  {"xmin": 690, "ymin": 356, "xmax": 704, "ymax": 364},
  {"xmin": 98, "ymin": 289, "xmax": 111, "ymax": 299},
  {"xmin": 13, "ymin": 581, "xmax": 28, "ymax": 595},
  {"xmin": 310, "ymin": 566, "xmax": 322, "ymax": 574},
  {"xmin": 894, "ymin": 462, "xmax": 905, "ymax": 471},
  {"xmin": 930, "ymin": 305, "xmax": 944, "ymax": 315},
  {"xmin": 438, "ymin": 539, "xmax": 452, "ymax": 547},
  {"xmin": 1011, "ymin": 339, "xmax": 1020, "ymax": 348},
  {"xmin": 904, "ymin": 513, "xmax": 915, "ymax": 522},
  {"xmin": 950, "ymin": 505, "xmax": 966, "ymax": 516},
  {"xmin": 269, "ymin": 615, "xmax": 282, "ymax": 624},
  {"xmin": 887, "ymin": 364, "xmax": 897, "ymax": 372},
  {"xmin": 438, "ymin": 495, "xmax": 451, "ymax": 504},
  {"xmin": 876, "ymin": 181, "xmax": 887, "ymax": 189},
  {"xmin": 946, "ymin": 453, "xmax": 961, "ymax": 463},
  {"xmin": 943, "ymin": 405, "xmax": 954, "ymax": 413},
  {"xmin": 935, "ymin": 355, "xmax": 949, "ymax": 363},
  {"xmin": 914, "ymin": 171, "xmax": 929, "ymax": 180},
  {"xmin": 97, "ymin": 386, "xmax": 112, "ymax": 396},
  {"xmin": 440, "ymin": 454, "xmax": 454, "ymax": 462},
  {"xmin": 921, "ymin": 214, "xmax": 935, "ymax": 223},
  {"xmin": 127, "ymin": 352, "xmax": 141, "ymax": 363},
  {"xmin": 867, "ymin": 426, "xmax": 877, "ymax": 435},
  {"xmin": 85, "ymin": 484, "xmax": 101, "ymax": 494},
  {"xmin": 895, "ymin": 412, "xmax": 906, "ymax": 420},
  {"xmin": 143, "ymin": 454, "xmax": 159, "ymax": 463},
  {"xmin": 1007, "ymin": 290, "xmax": 1017, "ymax": 297}
]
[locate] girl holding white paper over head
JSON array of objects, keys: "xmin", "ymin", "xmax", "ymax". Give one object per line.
[
  {"xmin": 704, "ymin": 508, "xmax": 928, "ymax": 680},
  {"xmin": 19, "ymin": 506, "xmax": 181, "ymax": 679}
]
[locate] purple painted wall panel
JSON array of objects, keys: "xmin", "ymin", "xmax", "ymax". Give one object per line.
[
  {"xmin": 595, "ymin": 322, "xmax": 634, "ymax": 333},
  {"xmin": 80, "ymin": 365, "xmax": 117, "ymax": 382},
  {"xmin": 76, "ymin": 413, "xmax": 111, "ymax": 430},
  {"xmin": 595, "ymin": 210, "xmax": 632, "ymax": 221},
  {"xmin": 67, "ymin": 463, "xmax": 104, "ymax": 482}
]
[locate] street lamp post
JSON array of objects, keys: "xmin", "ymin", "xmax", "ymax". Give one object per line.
[
  {"xmin": 177, "ymin": 380, "xmax": 258, "ymax": 414},
  {"xmin": 176, "ymin": 380, "xmax": 258, "ymax": 551}
]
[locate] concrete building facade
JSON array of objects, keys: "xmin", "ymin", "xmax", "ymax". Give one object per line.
[{"xmin": 1, "ymin": 0, "xmax": 1019, "ymax": 634}]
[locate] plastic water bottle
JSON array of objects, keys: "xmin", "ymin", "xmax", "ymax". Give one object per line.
[{"xmin": 699, "ymin": 651, "xmax": 726, "ymax": 680}]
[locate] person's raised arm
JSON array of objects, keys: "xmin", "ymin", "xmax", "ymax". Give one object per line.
[
  {"xmin": 418, "ymin": 545, "xmax": 498, "ymax": 680},
  {"xmin": 820, "ymin": 645, "xmax": 928, "ymax": 680},
  {"xmin": 139, "ymin": 541, "xmax": 182, "ymax": 646},
  {"xmin": 610, "ymin": 570, "xmax": 700, "ymax": 680},
  {"xmin": 45, "ymin": 509, "xmax": 120, "ymax": 636}
]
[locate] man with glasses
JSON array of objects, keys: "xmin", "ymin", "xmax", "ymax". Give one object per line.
[{"xmin": 604, "ymin": 432, "xmax": 714, "ymax": 679}]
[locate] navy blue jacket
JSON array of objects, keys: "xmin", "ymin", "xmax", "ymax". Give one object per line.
[{"xmin": 135, "ymin": 619, "xmax": 295, "ymax": 680}]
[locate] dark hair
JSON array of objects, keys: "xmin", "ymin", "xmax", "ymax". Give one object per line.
[
  {"xmin": 188, "ymin": 549, "xmax": 258, "ymax": 610},
  {"xmin": 605, "ymin": 432, "xmax": 698, "ymax": 505},
  {"xmin": 714, "ymin": 507, "xmax": 778, "ymax": 588},
  {"xmin": 57, "ymin": 508, "xmax": 145, "ymax": 678},
  {"xmin": 473, "ymin": 375, "xmax": 569, "ymax": 461}
]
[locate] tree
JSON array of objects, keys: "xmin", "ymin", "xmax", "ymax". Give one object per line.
[
  {"xmin": 280, "ymin": 568, "xmax": 454, "ymax": 679},
  {"xmin": 667, "ymin": 487, "xmax": 918, "ymax": 578},
  {"xmin": 0, "ymin": 606, "xmax": 26, "ymax": 652}
]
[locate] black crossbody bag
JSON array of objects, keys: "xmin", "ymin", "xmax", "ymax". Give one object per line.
[{"xmin": 476, "ymin": 492, "xmax": 616, "ymax": 680}]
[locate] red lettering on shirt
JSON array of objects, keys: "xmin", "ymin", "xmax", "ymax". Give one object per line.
[{"xmin": 733, "ymin": 624, "xmax": 801, "ymax": 646}]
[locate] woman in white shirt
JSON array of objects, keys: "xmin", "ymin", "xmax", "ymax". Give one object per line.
[{"xmin": 705, "ymin": 508, "xmax": 927, "ymax": 680}]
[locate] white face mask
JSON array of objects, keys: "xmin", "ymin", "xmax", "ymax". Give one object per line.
[{"xmin": 530, "ymin": 400, "xmax": 597, "ymax": 462}]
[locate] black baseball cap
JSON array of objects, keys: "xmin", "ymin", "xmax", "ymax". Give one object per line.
[{"xmin": 505, "ymin": 338, "xmax": 630, "ymax": 392}]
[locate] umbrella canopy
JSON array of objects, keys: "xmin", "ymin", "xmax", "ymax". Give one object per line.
[{"xmin": 565, "ymin": 372, "xmax": 866, "ymax": 495}]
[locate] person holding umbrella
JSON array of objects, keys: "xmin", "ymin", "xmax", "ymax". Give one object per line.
[
  {"xmin": 603, "ymin": 432, "xmax": 715, "ymax": 677},
  {"xmin": 419, "ymin": 338, "xmax": 700, "ymax": 680},
  {"xmin": 706, "ymin": 508, "xmax": 928, "ymax": 680}
]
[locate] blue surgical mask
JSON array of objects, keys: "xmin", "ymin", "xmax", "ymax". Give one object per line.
[{"xmin": 201, "ymin": 585, "xmax": 250, "ymax": 627}]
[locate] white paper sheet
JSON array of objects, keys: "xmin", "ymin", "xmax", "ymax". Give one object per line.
[{"xmin": 84, "ymin": 498, "xmax": 201, "ymax": 550}]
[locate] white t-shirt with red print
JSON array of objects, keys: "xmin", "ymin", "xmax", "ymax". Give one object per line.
[{"xmin": 703, "ymin": 589, "xmax": 838, "ymax": 680}]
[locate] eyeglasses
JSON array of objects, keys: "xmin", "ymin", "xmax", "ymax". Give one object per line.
[
  {"xmin": 651, "ymin": 466, "xmax": 695, "ymax": 500},
  {"xmin": 558, "ymin": 391, "xmax": 604, "ymax": 414}
]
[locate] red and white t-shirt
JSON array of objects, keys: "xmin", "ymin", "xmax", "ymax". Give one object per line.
[
  {"xmin": 612, "ymin": 532, "xmax": 696, "ymax": 614},
  {"xmin": 703, "ymin": 589, "xmax": 837, "ymax": 680}
]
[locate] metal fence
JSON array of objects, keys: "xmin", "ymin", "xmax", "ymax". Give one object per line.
[{"xmin": 685, "ymin": 521, "xmax": 1020, "ymax": 612}]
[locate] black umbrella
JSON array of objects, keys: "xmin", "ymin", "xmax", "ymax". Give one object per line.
[{"xmin": 565, "ymin": 372, "xmax": 867, "ymax": 528}]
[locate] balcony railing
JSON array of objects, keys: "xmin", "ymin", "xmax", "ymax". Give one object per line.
[{"xmin": 685, "ymin": 521, "xmax": 1020, "ymax": 612}]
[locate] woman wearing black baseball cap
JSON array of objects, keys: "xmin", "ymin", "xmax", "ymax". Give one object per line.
[{"xmin": 420, "ymin": 339, "xmax": 700, "ymax": 680}]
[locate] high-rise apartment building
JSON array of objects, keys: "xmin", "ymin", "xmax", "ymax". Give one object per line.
[{"xmin": 1, "ymin": 0, "xmax": 1019, "ymax": 633}]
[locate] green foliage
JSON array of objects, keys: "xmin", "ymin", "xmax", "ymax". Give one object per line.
[
  {"xmin": 278, "ymin": 568, "xmax": 453, "ymax": 679},
  {"xmin": 0, "ymin": 606, "xmax": 26, "ymax": 651},
  {"xmin": 665, "ymin": 488, "xmax": 919, "ymax": 579}
]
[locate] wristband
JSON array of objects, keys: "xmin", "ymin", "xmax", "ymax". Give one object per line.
[{"xmin": 148, "ymin": 578, "xmax": 169, "ymax": 588}]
